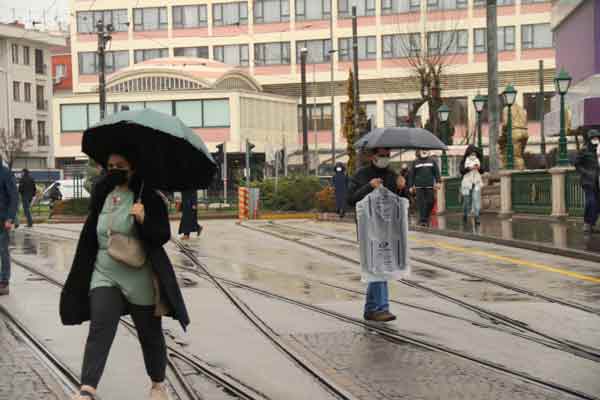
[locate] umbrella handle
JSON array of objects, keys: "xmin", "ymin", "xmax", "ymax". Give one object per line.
[{"xmin": 136, "ymin": 181, "xmax": 145, "ymax": 204}]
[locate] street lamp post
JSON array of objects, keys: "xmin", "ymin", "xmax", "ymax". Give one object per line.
[
  {"xmin": 501, "ymin": 84, "xmax": 517, "ymax": 170},
  {"xmin": 473, "ymin": 94, "xmax": 487, "ymax": 153},
  {"xmin": 437, "ymin": 104, "xmax": 450, "ymax": 176},
  {"xmin": 555, "ymin": 69, "xmax": 572, "ymax": 166}
]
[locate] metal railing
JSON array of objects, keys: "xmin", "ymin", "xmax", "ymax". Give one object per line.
[
  {"xmin": 566, "ymin": 171, "xmax": 584, "ymax": 217},
  {"xmin": 445, "ymin": 177, "xmax": 462, "ymax": 212},
  {"xmin": 511, "ymin": 171, "xmax": 552, "ymax": 215}
]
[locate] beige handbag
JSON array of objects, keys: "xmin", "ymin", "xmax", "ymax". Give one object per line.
[{"xmin": 107, "ymin": 184, "xmax": 147, "ymax": 268}]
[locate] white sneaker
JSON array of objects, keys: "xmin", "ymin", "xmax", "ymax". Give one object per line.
[{"xmin": 150, "ymin": 383, "xmax": 171, "ymax": 400}]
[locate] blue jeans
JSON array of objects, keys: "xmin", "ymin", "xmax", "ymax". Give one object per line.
[
  {"xmin": 463, "ymin": 187, "xmax": 482, "ymax": 218},
  {"xmin": 22, "ymin": 197, "xmax": 33, "ymax": 227},
  {"xmin": 583, "ymin": 188, "xmax": 599, "ymax": 226},
  {"xmin": 364, "ymin": 281, "xmax": 389, "ymax": 315},
  {"xmin": 0, "ymin": 227, "xmax": 10, "ymax": 283}
]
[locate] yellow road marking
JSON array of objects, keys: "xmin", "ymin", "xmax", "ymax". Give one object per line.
[{"xmin": 410, "ymin": 237, "xmax": 600, "ymax": 284}]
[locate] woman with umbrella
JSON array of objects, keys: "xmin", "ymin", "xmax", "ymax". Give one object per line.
[
  {"xmin": 60, "ymin": 109, "xmax": 216, "ymax": 400},
  {"xmin": 179, "ymin": 189, "xmax": 203, "ymax": 240}
]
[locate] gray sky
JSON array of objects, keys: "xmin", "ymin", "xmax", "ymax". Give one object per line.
[{"xmin": 0, "ymin": 0, "xmax": 70, "ymax": 30}]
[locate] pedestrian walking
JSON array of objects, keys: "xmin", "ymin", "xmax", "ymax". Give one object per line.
[
  {"xmin": 0, "ymin": 160, "xmax": 18, "ymax": 296},
  {"xmin": 347, "ymin": 148, "xmax": 407, "ymax": 322},
  {"xmin": 179, "ymin": 189, "xmax": 202, "ymax": 240},
  {"xmin": 409, "ymin": 150, "xmax": 441, "ymax": 226},
  {"xmin": 332, "ymin": 163, "xmax": 348, "ymax": 218},
  {"xmin": 48, "ymin": 181, "xmax": 62, "ymax": 210},
  {"xmin": 575, "ymin": 129, "xmax": 600, "ymax": 234},
  {"xmin": 459, "ymin": 145, "xmax": 484, "ymax": 226},
  {"xmin": 60, "ymin": 150, "xmax": 190, "ymax": 400},
  {"xmin": 18, "ymin": 169, "xmax": 36, "ymax": 227}
]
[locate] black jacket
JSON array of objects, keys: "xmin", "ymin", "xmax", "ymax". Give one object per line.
[
  {"xmin": 178, "ymin": 189, "xmax": 201, "ymax": 235},
  {"xmin": 347, "ymin": 164, "xmax": 403, "ymax": 207},
  {"xmin": 60, "ymin": 175, "xmax": 190, "ymax": 330},
  {"xmin": 575, "ymin": 147, "xmax": 600, "ymax": 192},
  {"xmin": 409, "ymin": 156, "xmax": 440, "ymax": 188},
  {"xmin": 0, "ymin": 166, "xmax": 18, "ymax": 222},
  {"xmin": 19, "ymin": 174, "xmax": 36, "ymax": 201}
]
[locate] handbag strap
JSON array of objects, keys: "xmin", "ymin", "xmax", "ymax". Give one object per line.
[{"xmin": 107, "ymin": 181, "xmax": 145, "ymax": 236}]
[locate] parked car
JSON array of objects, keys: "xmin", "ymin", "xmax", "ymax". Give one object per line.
[{"xmin": 38, "ymin": 179, "xmax": 90, "ymax": 204}]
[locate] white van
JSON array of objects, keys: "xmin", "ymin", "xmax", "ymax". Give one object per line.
[{"xmin": 41, "ymin": 179, "xmax": 90, "ymax": 202}]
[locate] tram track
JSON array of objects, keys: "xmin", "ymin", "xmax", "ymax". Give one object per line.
[{"xmin": 235, "ymin": 221, "xmax": 600, "ymax": 363}]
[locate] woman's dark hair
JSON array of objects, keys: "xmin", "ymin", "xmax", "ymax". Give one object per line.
[{"xmin": 107, "ymin": 146, "xmax": 140, "ymax": 171}]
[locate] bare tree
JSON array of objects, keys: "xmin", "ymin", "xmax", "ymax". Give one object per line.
[{"xmin": 0, "ymin": 128, "xmax": 26, "ymax": 170}]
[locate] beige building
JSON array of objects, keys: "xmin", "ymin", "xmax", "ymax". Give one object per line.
[
  {"xmin": 58, "ymin": 0, "xmax": 556, "ymax": 170},
  {"xmin": 0, "ymin": 22, "xmax": 65, "ymax": 169}
]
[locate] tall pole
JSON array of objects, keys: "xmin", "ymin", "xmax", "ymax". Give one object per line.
[
  {"xmin": 223, "ymin": 142, "xmax": 228, "ymax": 202},
  {"xmin": 558, "ymin": 92, "xmax": 568, "ymax": 166},
  {"xmin": 441, "ymin": 122, "xmax": 449, "ymax": 176},
  {"xmin": 351, "ymin": 6, "xmax": 360, "ymax": 132},
  {"xmin": 300, "ymin": 48, "xmax": 309, "ymax": 174},
  {"xmin": 538, "ymin": 60, "xmax": 546, "ymax": 157},
  {"xmin": 313, "ymin": 64, "xmax": 319, "ymax": 176},
  {"xmin": 96, "ymin": 20, "xmax": 112, "ymax": 119},
  {"xmin": 486, "ymin": 0, "xmax": 500, "ymax": 174},
  {"xmin": 477, "ymin": 110, "xmax": 483, "ymax": 151},
  {"xmin": 329, "ymin": 2, "xmax": 336, "ymax": 167},
  {"xmin": 506, "ymin": 104, "xmax": 514, "ymax": 170},
  {"xmin": 245, "ymin": 139, "xmax": 251, "ymax": 181}
]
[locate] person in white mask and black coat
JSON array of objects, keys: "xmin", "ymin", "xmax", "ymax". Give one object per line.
[
  {"xmin": 347, "ymin": 148, "xmax": 408, "ymax": 322},
  {"xmin": 575, "ymin": 129, "xmax": 600, "ymax": 234},
  {"xmin": 409, "ymin": 150, "xmax": 441, "ymax": 226}
]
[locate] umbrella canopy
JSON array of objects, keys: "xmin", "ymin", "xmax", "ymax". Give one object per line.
[
  {"xmin": 82, "ymin": 108, "xmax": 217, "ymax": 191},
  {"xmin": 354, "ymin": 127, "xmax": 447, "ymax": 150}
]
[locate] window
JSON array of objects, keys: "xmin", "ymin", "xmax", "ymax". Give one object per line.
[
  {"xmin": 35, "ymin": 49, "xmax": 45, "ymax": 74},
  {"xmin": 296, "ymin": 39, "xmax": 332, "ymax": 63},
  {"xmin": 36, "ymin": 85, "xmax": 45, "ymax": 111},
  {"xmin": 175, "ymin": 99, "xmax": 230, "ymax": 128},
  {"xmin": 213, "ymin": 45, "xmax": 249, "ymax": 66},
  {"xmin": 255, "ymin": 42, "xmax": 291, "ymax": 65},
  {"xmin": 474, "ymin": 0, "xmax": 512, "ymax": 6},
  {"xmin": 213, "ymin": 2, "xmax": 248, "ymax": 26},
  {"xmin": 173, "ymin": 5, "xmax": 208, "ymax": 28},
  {"xmin": 23, "ymin": 46, "xmax": 30, "ymax": 65},
  {"xmin": 134, "ymin": 49, "xmax": 168, "ymax": 64},
  {"xmin": 24, "ymin": 83, "xmax": 31, "ymax": 102},
  {"xmin": 427, "ymin": 30, "xmax": 468, "ymax": 55},
  {"xmin": 133, "ymin": 7, "xmax": 168, "ymax": 31},
  {"xmin": 13, "ymin": 81, "xmax": 20, "ymax": 102},
  {"xmin": 295, "ymin": 0, "xmax": 331, "ymax": 21},
  {"xmin": 382, "ymin": 0, "xmax": 420, "ymax": 14},
  {"xmin": 79, "ymin": 51, "xmax": 130, "ymax": 74},
  {"xmin": 25, "ymin": 119, "xmax": 33, "ymax": 140},
  {"xmin": 338, "ymin": 0, "xmax": 376, "ymax": 18},
  {"xmin": 60, "ymin": 104, "xmax": 88, "ymax": 131},
  {"xmin": 254, "ymin": 0, "xmax": 290, "ymax": 23},
  {"xmin": 174, "ymin": 47, "xmax": 209, "ymax": 58},
  {"xmin": 145, "ymin": 101, "xmax": 173, "ymax": 115},
  {"xmin": 37, "ymin": 121, "xmax": 48, "ymax": 146},
  {"xmin": 298, "ymin": 104, "xmax": 333, "ymax": 131},
  {"xmin": 474, "ymin": 26, "xmax": 515, "ymax": 53},
  {"xmin": 383, "ymin": 33, "xmax": 421, "ymax": 58},
  {"xmin": 523, "ymin": 93, "xmax": 554, "ymax": 121},
  {"xmin": 55, "ymin": 64, "xmax": 66, "ymax": 80},
  {"xmin": 338, "ymin": 36, "xmax": 377, "ymax": 61},
  {"xmin": 522, "ymin": 0, "xmax": 549, "ymax": 4},
  {"xmin": 384, "ymin": 100, "xmax": 417, "ymax": 127},
  {"xmin": 341, "ymin": 101, "xmax": 376, "ymax": 124},
  {"xmin": 522, "ymin": 24, "xmax": 553, "ymax": 49},
  {"xmin": 11, "ymin": 44, "xmax": 19, "ymax": 64},
  {"xmin": 76, "ymin": 9, "xmax": 129, "ymax": 33},
  {"xmin": 426, "ymin": 0, "xmax": 467, "ymax": 10},
  {"xmin": 14, "ymin": 119, "xmax": 22, "ymax": 137}
]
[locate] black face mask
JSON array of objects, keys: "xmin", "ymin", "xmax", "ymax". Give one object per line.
[{"xmin": 106, "ymin": 168, "xmax": 129, "ymax": 186}]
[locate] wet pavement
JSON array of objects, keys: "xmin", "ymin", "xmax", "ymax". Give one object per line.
[
  {"xmin": 429, "ymin": 213, "xmax": 600, "ymax": 255},
  {"xmin": 2, "ymin": 222, "xmax": 599, "ymax": 399}
]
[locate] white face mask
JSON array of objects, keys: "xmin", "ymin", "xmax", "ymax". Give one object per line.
[
  {"xmin": 420, "ymin": 151, "xmax": 430, "ymax": 158},
  {"xmin": 591, "ymin": 138, "xmax": 600, "ymax": 146},
  {"xmin": 336, "ymin": 167, "xmax": 342, "ymax": 172},
  {"xmin": 373, "ymin": 156, "xmax": 391, "ymax": 169}
]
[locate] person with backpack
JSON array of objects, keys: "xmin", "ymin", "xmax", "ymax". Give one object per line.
[{"xmin": 18, "ymin": 169, "xmax": 36, "ymax": 227}]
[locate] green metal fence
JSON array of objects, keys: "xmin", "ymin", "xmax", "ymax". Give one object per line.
[
  {"xmin": 566, "ymin": 171, "xmax": 584, "ymax": 217},
  {"xmin": 445, "ymin": 177, "xmax": 462, "ymax": 212},
  {"xmin": 511, "ymin": 172, "xmax": 552, "ymax": 214}
]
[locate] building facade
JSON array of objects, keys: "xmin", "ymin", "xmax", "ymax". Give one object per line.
[
  {"xmin": 0, "ymin": 22, "xmax": 65, "ymax": 169},
  {"xmin": 65, "ymin": 0, "xmax": 556, "ymax": 164}
]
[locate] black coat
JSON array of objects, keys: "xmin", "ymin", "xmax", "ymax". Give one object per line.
[
  {"xmin": 178, "ymin": 190, "xmax": 201, "ymax": 235},
  {"xmin": 59, "ymin": 176, "xmax": 190, "ymax": 330},
  {"xmin": 575, "ymin": 147, "xmax": 600, "ymax": 192},
  {"xmin": 332, "ymin": 167, "xmax": 349, "ymax": 211},
  {"xmin": 347, "ymin": 164, "xmax": 401, "ymax": 207},
  {"xmin": 18, "ymin": 174, "xmax": 36, "ymax": 201}
]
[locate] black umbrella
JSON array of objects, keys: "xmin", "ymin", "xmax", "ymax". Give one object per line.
[
  {"xmin": 82, "ymin": 108, "xmax": 217, "ymax": 191},
  {"xmin": 354, "ymin": 127, "xmax": 447, "ymax": 150}
]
